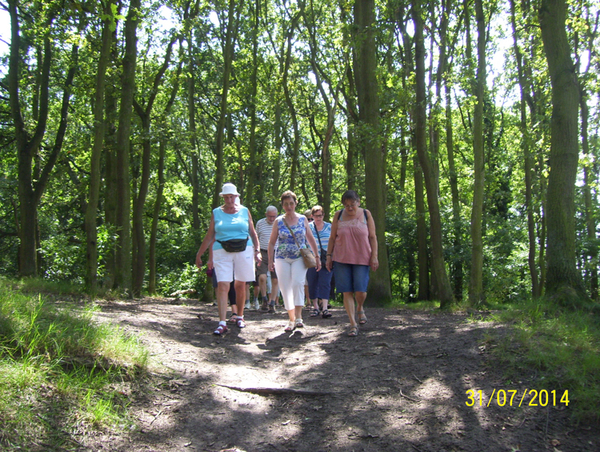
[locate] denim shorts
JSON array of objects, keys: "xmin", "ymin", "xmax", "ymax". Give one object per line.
[{"xmin": 333, "ymin": 262, "xmax": 370, "ymax": 293}]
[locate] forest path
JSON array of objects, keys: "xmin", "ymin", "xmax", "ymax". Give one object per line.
[{"xmin": 89, "ymin": 297, "xmax": 597, "ymax": 452}]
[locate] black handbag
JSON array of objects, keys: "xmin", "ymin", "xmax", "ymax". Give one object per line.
[
  {"xmin": 314, "ymin": 227, "xmax": 327, "ymax": 266},
  {"xmin": 217, "ymin": 238, "xmax": 248, "ymax": 253}
]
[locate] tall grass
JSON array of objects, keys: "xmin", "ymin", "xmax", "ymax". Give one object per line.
[
  {"xmin": 484, "ymin": 298, "xmax": 600, "ymax": 423},
  {"xmin": 0, "ymin": 280, "xmax": 149, "ymax": 450}
]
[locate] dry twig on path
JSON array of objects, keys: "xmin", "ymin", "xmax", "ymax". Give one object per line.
[{"xmin": 216, "ymin": 384, "xmax": 330, "ymax": 396}]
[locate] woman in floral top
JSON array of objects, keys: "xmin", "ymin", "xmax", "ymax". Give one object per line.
[{"xmin": 268, "ymin": 191, "xmax": 321, "ymax": 332}]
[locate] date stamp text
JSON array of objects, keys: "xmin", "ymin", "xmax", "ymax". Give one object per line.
[{"xmin": 465, "ymin": 389, "xmax": 569, "ymax": 407}]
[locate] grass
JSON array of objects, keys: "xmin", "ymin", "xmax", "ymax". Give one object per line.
[
  {"xmin": 480, "ymin": 297, "xmax": 600, "ymax": 423},
  {"xmin": 0, "ymin": 278, "xmax": 150, "ymax": 450}
]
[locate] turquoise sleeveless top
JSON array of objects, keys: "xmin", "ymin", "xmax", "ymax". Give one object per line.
[{"xmin": 212, "ymin": 206, "xmax": 251, "ymax": 251}]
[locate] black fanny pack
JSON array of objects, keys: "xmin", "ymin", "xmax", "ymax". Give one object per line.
[{"xmin": 218, "ymin": 238, "xmax": 248, "ymax": 253}]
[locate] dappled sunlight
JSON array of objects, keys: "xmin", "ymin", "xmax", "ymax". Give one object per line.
[{"xmin": 85, "ymin": 299, "xmax": 600, "ymax": 452}]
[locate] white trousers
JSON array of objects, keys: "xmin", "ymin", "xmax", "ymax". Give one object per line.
[{"xmin": 274, "ymin": 257, "xmax": 307, "ymax": 311}]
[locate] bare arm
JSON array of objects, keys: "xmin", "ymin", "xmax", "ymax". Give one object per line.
[
  {"xmin": 195, "ymin": 213, "xmax": 216, "ymax": 268},
  {"xmin": 247, "ymin": 210, "xmax": 261, "ymax": 263},
  {"xmin": 365, "ymin": 209, "xmax": 379, "ymax": 271},
  {"xmin": 305, "ymin": 217, "xmax": 321, "ymax": 271},
  {"xmin": 267, "ymin": 216, "xmax": 280, "ymax": 272},
  {"xmin": 325, "ymin": 210, "xmax": 340, "ymax": 272}
]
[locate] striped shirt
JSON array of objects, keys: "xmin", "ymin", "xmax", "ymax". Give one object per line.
[{"xmin": 255, "ymin": 217, "xmax": 276, "ymax": 250}]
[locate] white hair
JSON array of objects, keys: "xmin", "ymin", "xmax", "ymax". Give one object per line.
[{"xmin": 266, "ymin": 205, "xmax": 278, "ymax": 214}]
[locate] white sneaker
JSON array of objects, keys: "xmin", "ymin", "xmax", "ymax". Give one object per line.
[
  {"xmin": 253, "ymin": 299, "xmax": 260, "ymax": 310},
  {"xmin": 245, "ymin": 300, "xmax": 251, "ymax": 310}
]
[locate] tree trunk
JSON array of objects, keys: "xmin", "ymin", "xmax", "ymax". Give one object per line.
[
  {"xmin": 468, "ymin": 0, "xmax": 486, "ymax": 305},
  {"xmin": 539, "ymin": 0, "xmax": 587, "ymax": 303},
  {"xmin": 281, "ymin": 15, "xmax": 301, "ymax": 193},
  {"xmin": 114, "ymin": 0, "xmax": 140, "ymax": 295},
  {"xmin": 8, "ymin": 1, "xmax": 77, "ymax": 277},
  {"xmin": 214, "ymin": 0, "xmax": 243, "ymax": 207},
  {"xmin": 149, "ymin": 63, "xmax": 182, "ymax": 295},
  {"xmin": 244, "ymin": 0, "xmax": 260, "ymax": 208},
  {"xmin": 581, "ymin": 95, "xmax": 597, "ymax": 301},
  {"xmin": 412, "ymin": 0, "xmax": 454, "ymax": 308},
  {"xmin": 85, "ymin": 2, "xmax": 112, "ymax": 294},
  {"xmin": 414, "ymin": 156, "xmax": 430, "ymax": 300},
  {"xmin": 354, "ymin": 0, "xmax": 392, "ymax": 304},
  {"xmin": 509, "ymin": 0, "xmax": 540, "ymax": 298},
  {"xmin": 131, "ymin": 38, "xmax": 175, "ymax": 297}
]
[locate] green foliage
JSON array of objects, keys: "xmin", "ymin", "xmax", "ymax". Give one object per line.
[
  {"xmin": 0, "ymin": 281, "xmax": 149, "ymax": 450},
  {"xmin": 485, "ymin": 298, "xmax": 600, "ymax": 422}
]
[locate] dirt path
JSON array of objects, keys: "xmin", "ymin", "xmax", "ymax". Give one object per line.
[{"xmin": 88, "ymin": 298, "xmax": 598, "ymax": 452}]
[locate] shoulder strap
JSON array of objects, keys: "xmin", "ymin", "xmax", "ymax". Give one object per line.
[
  {"xmin": 314, "ymin": 224, "xmax": 323, "ymax": 250},
  {"xmin": 337, "ymin": 208, "xmax": 344, "ymax": 221},
  {"xmin": 282, "ymin": 217, "xmax": 302, "ymax": 248}
]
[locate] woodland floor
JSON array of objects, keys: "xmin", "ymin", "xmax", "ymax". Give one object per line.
[{"xmin": 83, "ymin": 296, "xmax": 600, "ymax": 452}]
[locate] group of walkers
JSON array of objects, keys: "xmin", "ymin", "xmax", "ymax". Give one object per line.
[{"xmin": 195, "ymin": 183, "xmax": 379, "ymax": 338}]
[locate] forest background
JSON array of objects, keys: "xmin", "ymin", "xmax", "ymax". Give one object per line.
[{"xmin": 0, "ymin": 0, "xmax": 599, "ymax": 309}]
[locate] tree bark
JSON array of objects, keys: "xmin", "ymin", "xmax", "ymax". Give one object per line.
[
  {"xmin": 132, "ymin": 37, "xmax": 176, "ymax": 297},
  {"xmin": 354, "ymin": 0, "xmax": 392, "ymax": 304},
  {"xmin": 114, "ymin": 0, "xmax": 140, "ymax": 295},
  {"xmin": 468, "ymin": 0, "xmax": 486, "ymax": 305},
  {"xmin": 412, "ymin": 0, "xmax": 454, "ymax": 308},
  {"xmin": 539, "ymin": 0, "xmax": 587, "ymax": 302},
  {"xmin": 509, "ymin": 0, "xmax": 540, "ymax": 298},
  {"xmin": 8, "ymin": 1, "xmax": 77, "ymax": 277},
  {"xmin": 85, "ymin": 2, "xmax": 113, "ymax": 294}
]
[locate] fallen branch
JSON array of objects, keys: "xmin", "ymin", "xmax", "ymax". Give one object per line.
[
  {"xmin": 149, "ymin": 409, "xmax": 164, "ymax": 426},
  {"xmin": 399, "ymin": 390, "xmax": 419, "ymax": 403},
  {"xmin": 216, "ymin": 384, "xmax": 330, "ymax": 396}
]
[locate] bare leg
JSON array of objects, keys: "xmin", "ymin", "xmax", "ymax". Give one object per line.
[
  {"xmin": 355, "ymin": 291, "xmax": 367, "ymax": 313},
  {"xmin": 234, "ymin": 280, "xmax": 246, "ymax": 318},
  {"xmin": 287, "ymin": 309, "xmax": 295, "ymax": 323},
  {"xmin": 270, "ymin": 277, "xmax": 280, "ymax": 304},
  {"xmin": 295, "ymin": 305, "xmax": 303, "ymax": 322},
  {"xmin": 343, "ymin": 292, "xmax": 357, "ymax": 327},
  {"xmin": 258, "ymin": 273, "xmax": 268, "ymax": 298},
  {"xmin": 216, "ymin": 282, "xmax": 231, "ymax": 321}
]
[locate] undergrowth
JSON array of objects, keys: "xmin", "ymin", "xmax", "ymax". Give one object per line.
[
  {"xmin": 481, "ymin": 298, "xmax": 600, "ymax": 423},
  {"xmin": 0, "ymin": 279, "xmax": 150, "ymax": 450}
]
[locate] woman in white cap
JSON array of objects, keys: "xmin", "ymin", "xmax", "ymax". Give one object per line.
[{"xmin": 196, "ymin": 183, "xmax": 261, "ymax": 335}]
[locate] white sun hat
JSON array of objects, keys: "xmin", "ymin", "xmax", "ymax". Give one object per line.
[{"xmin": 219, "ymin": 182, "xmax": 240, "ymax": 197}]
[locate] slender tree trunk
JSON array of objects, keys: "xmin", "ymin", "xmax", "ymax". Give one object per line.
[
  {"xmin": 581, "ymin": 96, "xmax": 597, "ymax": 301},
  {"xmin": 345, "ymin": 63, "xmax": 359, "ymax": 192},
  {"xmin": 281, "ymin": 15, "xmax": 301, "ymax": 193},
  {"xmin": 539, "ymin": 0, "xmax": 587, "ymax": 303},
  {"xmin": 214, "ymin": 0, "xmax": 243, "ymax": 207},
  {"xmin": 149, "ymin": 63, "xmax": 182, "ymax": 294},
  {"xmin": 131, "ymin": 38, "xmax": 175, "ymax": 297},
  {"xmin": 114, "ymin": 0, "xmax": 140, "ymax": 295},
  {"xmin": 412, "ymin": 0, "xmax": 454, "ymax": 308},
  {"xmin": 509, "ymin": 0, "xmax": 540, "ymax": 298},
  {"xmin": 354, "ymin": 0, "xmax": 392, "ymax": 304},
  {"xmin": 272, "ymin": 101, "xmax": 282, "ymax": 200},
  {"xmin": 446, "ymin": 84, "xmax": 463, "ymax": 301},
  {"xmin": 244, "ymin": 0, "xmax": 260, "ymax": 208},
  {"xmin": 85, "ymin": 3, "xmax": 112, "ymax": 294},
  {"xmin": 468, "ymin": 0, "xmax": 486, "ymax": 305},
  {"xmin": 414, "ymin": 156, "xmax": 430, "ymax": 300}
]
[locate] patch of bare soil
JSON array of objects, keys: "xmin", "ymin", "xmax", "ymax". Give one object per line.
[{"xmin": 87, "ymin": 298, "xmax": 599, "ymax": 452}]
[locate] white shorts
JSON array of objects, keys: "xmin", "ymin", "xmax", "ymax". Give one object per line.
[{"xmin": 213, "ymin": 245, "xmax": 256, "ymax": 283}]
